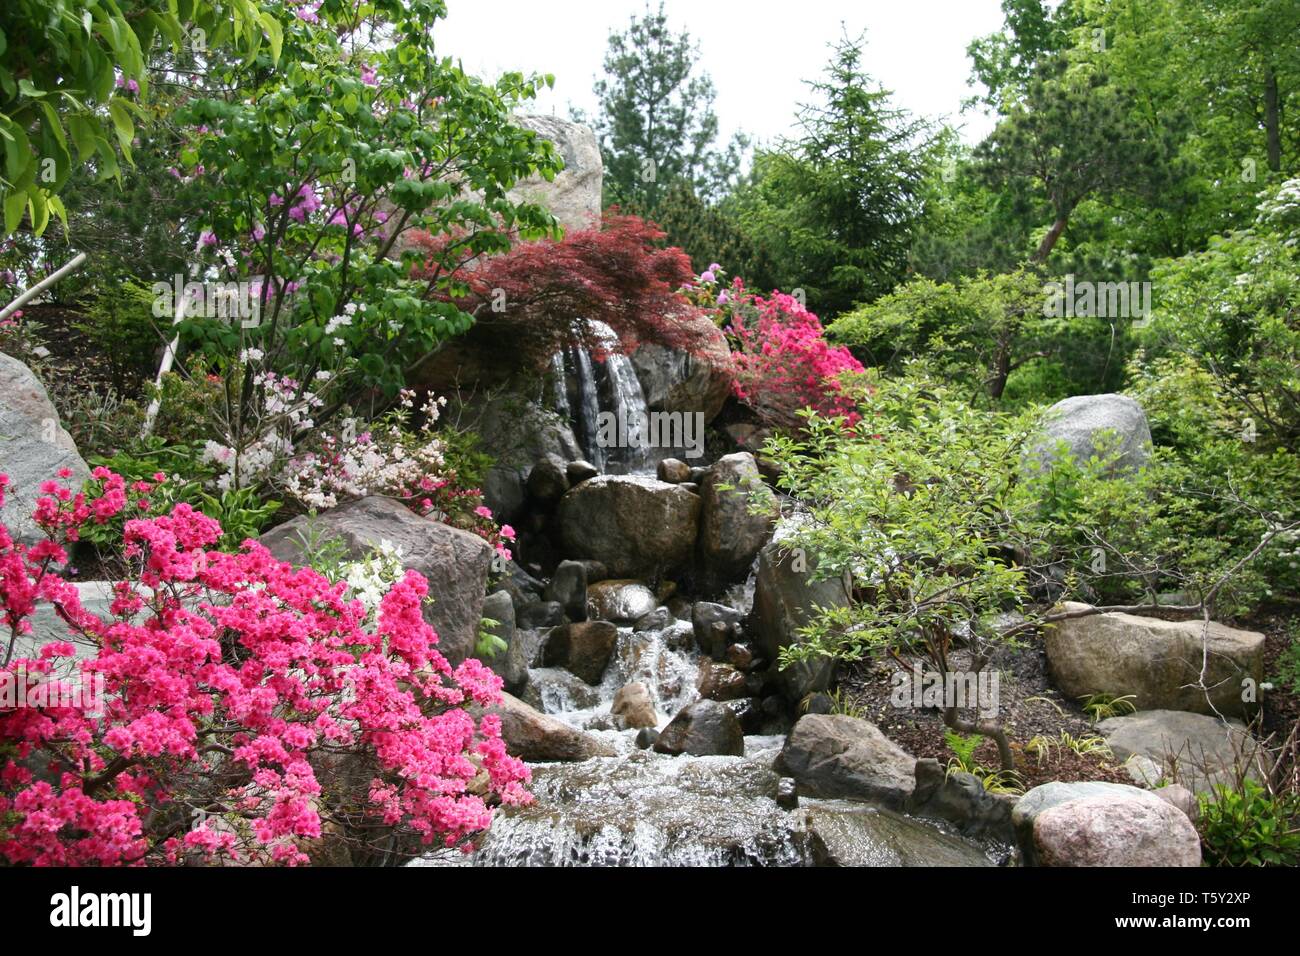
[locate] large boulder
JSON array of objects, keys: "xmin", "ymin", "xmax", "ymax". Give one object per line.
[
  {"xmin": 630, "ymin": 313, "xmax": 733, "ymax": 425},
  {"xmin": 1045, "ymin": 602, "xmax": 1264, "ymax": 717},
  {"xmin": 752, "ymin": 523, "xmax": 851, "ymax": 698},
  {"xmin": 1097, "ymin": 709, "xmax": 1263, "ymax": 794},
  {"xmin": 697, "ymin": 452, "xmax": 778, "ymax": 590},
  {"xmin": 775, "ymin": 715, "xmax": 916, "ymax": 810},
  {"xmin": 1029, "ymin": 393, "xmax": 1152, "ymax": 474},
  {"xmin": 555, "ymin": 475, "xmax": 701, "ymax": 578},
  {"xmin": 1013, "ymin": 780, "xmax": 1198, "ymax": 866},
  {"xmin": 259, "ymin": 496, "xmax": 492, "ymax": 666},
  {"xmin": 654, "ymin": 700, "xmax": 745, "ymax": 756},
  {"xmin": 507, "ymin": 115, "xmax": 602, "ymax": 234},
  {"xmin": 478, "ymin": 693, "xmax": 616, "ymax": 762},
  {"xmin": 1032, "ymin": 793, "xmax": 1202, "ymax": 867},
  {"xmin": 0, "ymin": 352, "xmax": 91, "ymax": 546}
]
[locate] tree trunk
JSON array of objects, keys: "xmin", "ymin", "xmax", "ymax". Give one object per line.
[
  {"xmin": 1031, "ymin": 216, "xmax": 1069, "ymax": 263},
  {"xmin": 1264, "ymin": 62, "xmax": 1282, "ymax": 173}
]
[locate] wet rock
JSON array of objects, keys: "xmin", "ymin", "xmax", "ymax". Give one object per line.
[
  {"xmin": 1046, "ymin": 602, "xmax": 1264, "ymax": 717},
  {"xmin": 526, "ymin": 455, "xmax": 570, "ymax": 504},
  {"xmin": 633, "ymin": 607, "xmax": 674, "ymax": 632},
  {"xmin": 521, "ymin": 667, "xmax": 602, "ymax": 713},
  {"xmin": 775, "ymin": 714, "xmax": 916, "ymax": 810},
  {"xmin": 775, "ymin": 778, "xmax": 799, "ymax": 809},
  {"xmin": 555, "ymin": 475, "xmax": 701, "ymax": 578},
  {"xmin": 477, "ymin": 693, "xmax": 616, "ymax": 762},
  {"xmin": 0, "ymin": 352, "xmax": 91, "ymax": 547},
  {"xmin": 260, "ymin": 496, "xmax": 491, "ymax": 665},
  {"xmin": 498, "ymin": 628, "xmax": 548, "ymax": 693},
  {"xmin": 697, "ymin": 452, "xmax": 778, "ymax": 590},
  {"xmin": 517, "ymin": 601, "xmax": 565, "ymax": 629},
  {"xmin": 495, "ymin": 560, "xmax": 545, "ymax": 613},
  {"xmin": 655, "ymin": 700, "xmax": 745, "ymax": 757},
  {"xmin": 726, "ymin": 643, "xmax": 756, "ymax": 671},
  {"xmin": 726, "ymin": 697, "xmax": 765, "ymax": 734},
  {"xmin": 630, "ymin": 313, "xmax": 734, "ymax": 424},
  {"xmin": 691, "ymin": 602, "xmax": 744, "ymax": 659},
  {"xmin": 566, "ymin": 459, "xmax": 599, "ymax": 484},
  {"xmin": 544, "ymin": 560, "xmax": 587, "ymax": 622},
  {"xmin": 543, "ymin": 620, "xmax": 619, "ymax": 685},
  {"xmin": 800, "ymin": 804, "xmax": 994, "ymax": 867},
  {"xmin": 657, "ymin": 457, "xmax": 692, "ymax": 483},
  {"xmin": 635, "ymin": 728, "xmax": 660, "ymax": 750},
  {"xmin": 697, "ymin": 661, "xmax": 748, "ymax": 701},
  {"xmin": 906, "ymin": 758, "xmax": 1015, "ymax": 842},
  {"xmin": 480, "ymin": 590, "xmax": 516, "ymax": 670},
  {"xmin": 586, "ymin": 579, "xmax": 657, "ymax": 623},
  {"xmin": 611, "ymin": 681, "xmax": 659, "ymax": 729}
]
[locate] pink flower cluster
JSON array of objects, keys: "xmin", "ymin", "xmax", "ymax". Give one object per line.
[
  {"xmin": 0, "ymin": 471, "xmax": 529, "ymax": 866},
  {"xmin": 719, "ymin": 281, "xmax": 864, "ymax": 429}
]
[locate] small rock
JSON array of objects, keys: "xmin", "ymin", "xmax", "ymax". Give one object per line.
[
  {"xmin": 521, "ymin": 667, "xmax": 603, "ymax": 713},
  {"xmin": 775, "ymin": 714, "xmax": 916, "ymax": 809},
  {"xmin": 726, "ymin": 643, "xmax": 756, "ymax": 671},
  {"xmin": 775, "ymin": 778, "xmax": 799, "ymax": 809},
  {"xmin": 654, "ymin": 700, "xmax": 745, "ymax": 757},
  {"xmin": 566, "ymin": 459, "xmax": 599, "ymax": 484},
  {"xmin": 587, "ymin": 579, "xmax": 657, "ymax": 622},
  {"xmin": 545, "ymin": 560, "xmax": 588, "ymax": 622},
  {"xmin": 526, "ymin": 456, "xmax": 570, "ymax": 503},
  {"xmin": 635, "ymin": 727, "xmax": 660, "ymax": 750},
  {"xmin": 517, "ymin": 601, "xmax": 564, "ymax": 629},
  {"xmin": 1154, "ymin": 784, "xmax": 1200, "ymax": 822},
  {"xmin": 691, "ymin": 602, "xmax": 743, "ymax": 659},
  {"xmin": 633, "ymin": 607, "xmax": 674, "ymax": 632},
  {"xmin": 656, "ymin": 458, "xmax": 692, "ymax": 483},
  {"xmin": 697, "ymin": 661, "xmax": 748, "ymax": 701},
  {"xmin": 611, "ymin": 681, "xmax": 658, "ymax": 729},
  {"xmin": 726, "ymin": 697, "xmax": 765, "ymax": 734},
  {"xmin": 477, "ymin": 693, "xmax": 616, "ymax": 762}
]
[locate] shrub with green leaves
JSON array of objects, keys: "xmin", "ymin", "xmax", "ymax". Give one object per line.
[{"xmin": 1198, "ymin": 780, "xmax": 1300, "ymax": 867}]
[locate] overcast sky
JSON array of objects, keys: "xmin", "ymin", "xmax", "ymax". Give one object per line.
[{"xmin": 436, "ymin": 0, "xmax": 1010, "ymax": 151}]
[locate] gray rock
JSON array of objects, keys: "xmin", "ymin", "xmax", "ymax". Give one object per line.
[
  {"xmin": 516, "ymin": 600, "xmax": 565, "ymax": 629},
  {"xmin": 497, "ymin": 627, "xmax": 548, "ymax": 693},
  {"xmin": 1029, "ymin": 393, "xmax": 1153, "ymax": 474},
  {"xmin": 521, "ymin": 667, "xmax": 602, "ymax": 713},
  {"xmin": 775, "ymin": 714, "xmax": 917, "ymax": 810},
  {"xmin": 0, "ymin": 352, "xmax": 91, "ymax": 547},
  {"xmin": 480, "ymin": 590, "xmax": 516, "ymax": 672},
  {"xmin": 526, "ymin": 455, "xmax": 570, "ymax": 504},
  {"xmin": 508, "ymin": 115, "xmax": 602, "ymax": 234},
  {"xmin": 555, "ymin": 475, "xmax": 701, "ymax": 578},
  {"xmin": 586, "ymin": 579, "xmax": 656, "ymax": 622},
  {"xmin": 1097, "ymin": 709, "xmax": 1263, "ymax": 794},
  {"xmin": 494, "ymin": 560, "xmax": 545, "ymax": 613},
  {"xmin": 753, "ymin": 524, "xmax": 850, "ymax": 699},
  {"xmin": 260, "ymin": 496, "xmax": 491, "ymax": 665},
  {"xmin": 776, "ymin": 778, "xmax": 799, "ymax": 809},
  {"xmin": 654, "ymin": 699, "xmax": 745, "ymax": 757},
  {"xmin": 542, "ymin": 620, "xmax": 619, "ymax": 685},
  {"xmin": 1153, "ymin": 784, "xmax": 1200, "ymax": 822},
  {"xmin": 698, "ymin": 452, "xmax": 778, "ymax": 589},
  {"xmin": 1033, "ymin": 793, "xmax": 1202, "ymax": 867},
  {"xmin": 633, "ymin": 607, "xmax": 674, "ymax": 632},
  {"xmin": 635, "ymin": 727, "xmax": 660, "ymax": 750},
  {"xmin": 477, "ymin": 693, "xmax": 616, "ymax": 762},
  {"xmin": 800, "ymin": 804, "xmax": 994, "ymax": 867},
  {"xmin": 629, "ymin": 313, "xmax": 733, "ymax": 425},
  {"xmin": 1045, "ymin": 602, "xmax": 1264, "ymax": 717},
  {"xmin": 544, "ymin": 560, "xmax": 587, "ymax": 622},
  {"xmin": 611, "ymin": 681, "xmax": 658, "ymax": 729},
  {"xmin": 906, "ymin": 758, "xmax": 1016, "ymax": 842},
  {"xmin": 691, "ymin": 601, "xmax": 744, "ymax": 659}
]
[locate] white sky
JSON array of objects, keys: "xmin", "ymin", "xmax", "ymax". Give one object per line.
[{"xmin": 436, "ymin": 0, "xmax": 1009, "ymax": 151}]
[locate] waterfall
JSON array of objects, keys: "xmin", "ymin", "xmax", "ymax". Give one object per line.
[{"xmin": 552, "ymin": 319, "xmax": 655, "ymax": 476}]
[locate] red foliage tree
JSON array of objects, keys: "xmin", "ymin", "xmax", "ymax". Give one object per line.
[{"xmin": 408, "ymin": 213, "xmax": 714, "ymax": 370}]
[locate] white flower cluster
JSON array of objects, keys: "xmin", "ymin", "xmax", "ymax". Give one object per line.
[
  {"xmin": 342, "ymin": 538, "xmax": 406, "ymax": 622},
  {"xmin": 204, "ymin": 372, "xmax": 329, "ymax": 492},
  {"xmin": 282, "ymin": 390, "xmax": 451, "ymax": 510}
]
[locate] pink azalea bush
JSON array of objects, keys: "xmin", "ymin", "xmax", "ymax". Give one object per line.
[
  {"xmin": 686, "ymin": 269, "xmax": 864, "ymax": 431},
  {"xmin": 0, "ymin": 469, "xmax": 529, "ymax": 866}
]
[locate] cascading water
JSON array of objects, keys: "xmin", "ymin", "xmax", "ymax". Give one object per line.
[{"xmin": 552, "ymin": 319, "xmax": 655, "ymax": 476}]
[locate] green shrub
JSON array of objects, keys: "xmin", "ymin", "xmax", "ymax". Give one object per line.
[
  {"xmin": 73, "ymin": 278, "xmax": 161, "ymax": 391},
  {"xmin": 1198, "ymin": 780, "xmax": 1300, "ymax": 867}
]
